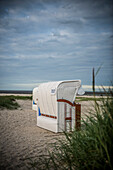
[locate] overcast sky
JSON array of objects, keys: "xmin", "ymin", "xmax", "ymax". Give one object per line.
[{"xmin": 0, "ymin": 0, "xmax": 113, "ymax": 90}]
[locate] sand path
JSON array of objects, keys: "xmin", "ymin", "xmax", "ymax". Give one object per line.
[{"xmin": 0, "ymin": 100, "xmax": 63, "ymax": 169}]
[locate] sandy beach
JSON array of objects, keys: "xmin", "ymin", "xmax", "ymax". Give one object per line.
[{"xmin": 0, "ymin": 96, "xmax": 97, "ymax": 169}]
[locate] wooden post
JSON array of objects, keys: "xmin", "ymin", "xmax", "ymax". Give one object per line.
[
  {"xmin": 92, "ymin": 68, "xmax": 95, "ymax": 97},
  {"xmin": 75, "ymin": 103, "xmax": 81, "ymax": 130},
  {"xmin": 70, "ymin": 107, "xmax": 72, "ymax": 131},
  {"xmin": 64, "ymin": 103, "xmax": 67, "ymax": 131}
]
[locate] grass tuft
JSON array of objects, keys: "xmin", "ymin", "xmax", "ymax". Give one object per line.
[
  {"xmin": 45, "ymin": 89, "xmax": 113, "ymax": 170},
  {"xmin": 0, "ymin": 95, "xmax": 32, "ymax": 110}
]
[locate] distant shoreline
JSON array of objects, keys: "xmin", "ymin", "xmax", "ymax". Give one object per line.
[{"xmin": 0, "ymin": 90, "xmax": 108, "ymax": 96}]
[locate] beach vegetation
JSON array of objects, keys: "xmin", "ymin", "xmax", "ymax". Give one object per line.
[
  {"xmin": 0, "ymin": 95, "xmax": 32, "ymax": 109},
  {"xmin": 44, "ymin": 89, "xmax": 113, "ymax": 170}
]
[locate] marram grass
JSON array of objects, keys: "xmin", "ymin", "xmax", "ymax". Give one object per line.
[{"xmin": 45, "ymin": 90, "xmax": 113, "ymax": 170}]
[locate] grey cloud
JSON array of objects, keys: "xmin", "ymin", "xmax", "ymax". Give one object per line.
[
  {"xmin": 0, "ymin": 0, "xmax": 45, "ymax": 14},
  {"xmin": 58, "ymin": 0, "xmax": 113, "ymax": 27}
]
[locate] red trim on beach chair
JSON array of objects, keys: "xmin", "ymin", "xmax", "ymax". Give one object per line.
[{"xmin": 41, "ymin": 113, "xmax": 57, "ymax": 119}]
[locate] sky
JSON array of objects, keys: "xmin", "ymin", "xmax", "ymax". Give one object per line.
[{"xmin": 0, "ymin": 0, "xmax": 113, "ymax": 90}]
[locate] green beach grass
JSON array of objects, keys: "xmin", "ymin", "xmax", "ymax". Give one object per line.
[
  {"xmin": 44, "ymin": 90, "xmax": 113, "ymax": 170},
  {"xmin": 0, "ymin": 95, "xmax": 32, "ymax": 110}
]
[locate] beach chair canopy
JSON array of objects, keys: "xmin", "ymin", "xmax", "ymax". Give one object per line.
[{"xmin": 33, "ymin": 80, "xmax": 81, "ymax": 117}]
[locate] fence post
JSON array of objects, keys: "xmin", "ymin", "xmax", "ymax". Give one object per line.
[
  {"xmin": 75, "ymin": 103, "xmax": 81, "ymax": 130},
  {"xmin": 64, "ymin": 103, "xmax": 67, "ymax": 131},
  {"xmin": 70, "ymin": 107, "xmax": 72, "ymax": 131}
]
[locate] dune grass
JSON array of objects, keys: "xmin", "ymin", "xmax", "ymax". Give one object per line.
[
  {"xmin": 0, "ymin": 95, "xmax": 32, "ymax": 109},
  {"xmin": 43, "ymin": 90, "xmax": 113, "ymax": 170}
]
